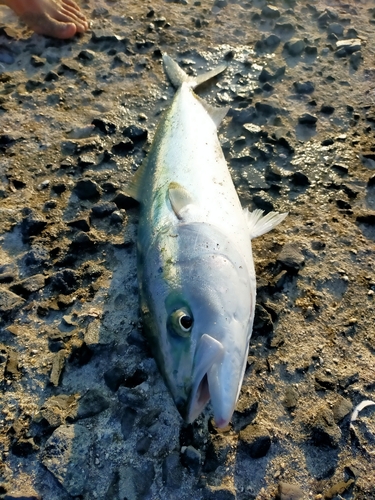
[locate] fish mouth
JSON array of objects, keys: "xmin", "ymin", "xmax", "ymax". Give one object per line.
[{"xmin": 186, "ymin": 334, "xmax": 224, "ymax": 424}]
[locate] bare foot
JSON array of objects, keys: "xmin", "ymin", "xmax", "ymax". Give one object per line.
[{"xmin": 0, "ymin": 0, "xmax": 89, "ymax": 39}]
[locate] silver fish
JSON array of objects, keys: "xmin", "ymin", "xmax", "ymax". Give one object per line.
[{"xmin": 126, "ymin": 55, "xmax": 287, "ymax": 427}]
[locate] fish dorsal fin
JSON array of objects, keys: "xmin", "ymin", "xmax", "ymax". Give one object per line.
[
  {"xmin": 124, "ymin": 159, "xmax": 148, "ymax": 202},
  {"xmin": 163, "ymin": 54, "xmax": 227, "ymax": 90},
  {"xmin": 195, "ymin": 95, "xmax": 229, "ymax": 128},
  {"xmin": 168, "ymin": 182, "xmax": 194, "ymax": 219},
  {"xmin": 245, "ymin": 208, "xmax": 288, "ymax": 239}
]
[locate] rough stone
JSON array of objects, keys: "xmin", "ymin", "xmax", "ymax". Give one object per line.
[
  {"xmin": 277, "ymin": 482, "xmax": 305, "ymax": 500},
  {"xmin": 74, "ymin": 389, "xmax": 111, "ymax": 420},
  {"xmin": 285, "ymin": 38, "xmax": 305, "ymax": 56},
  {"xmin": 41, "ymin": 424, "xmax": 92, "ymax": 497},
  {"xmin": 239, "ymin": 424, "xmax": 271, "ymax": 458},
  {"xmin": 277, "ymin": 244, "xmax": 305, "ymax": 272},
  {"xmin": 309, "ymin": 405, "xmax": 341, "ymax": 448},
  {"xmin": 0, "ymin": 288, "xmax": 25, "ymax": 314},
  {"xmin": 162, "ymin": 452, "xmax": 183, "ymax": 488},
  {"xmin": 73, "ymin": 179, "xmax": 101, "ymax": 199}
]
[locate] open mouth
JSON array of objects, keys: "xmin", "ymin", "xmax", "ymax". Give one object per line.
[{"xmin": 186, "ymin": 334, "xmax": 224, "ymax": 423}]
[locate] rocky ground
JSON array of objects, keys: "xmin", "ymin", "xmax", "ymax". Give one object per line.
[{"xmin": 0, "ymin": 0, "xmax": 375, "ymax": 499}]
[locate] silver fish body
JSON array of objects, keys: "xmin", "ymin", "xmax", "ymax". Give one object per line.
[{"xmin": 127, "ymin": 55, "xmax": 287, "ymax": 427}]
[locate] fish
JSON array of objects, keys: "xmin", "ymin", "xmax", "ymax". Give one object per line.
[{"xmin": 126, "ymin": 54, "xmax": 287, "ymax": 428}]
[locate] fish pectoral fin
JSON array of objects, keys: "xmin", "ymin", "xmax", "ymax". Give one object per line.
[
  {"xmin": 245, "ymin": 208, "xmax": 288, "ymax": 239},
  {"xmin": 168, "ymin": 182, "xmax": 194, "ymax": 219}
]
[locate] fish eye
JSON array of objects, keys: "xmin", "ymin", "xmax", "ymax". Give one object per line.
[
  {"xmin": 179, "ymin": 314, "xmax": 193, "ymax": 331},
  {"xmin": 168, "ymin": 308, "xmax": 194, "ymax": 337}
]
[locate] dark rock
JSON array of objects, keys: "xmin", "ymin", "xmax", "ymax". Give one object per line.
[
  {"xmin": 112, "ymin": 138, "xmax": 134, "ymax": 155},
  {"xmin": 203, "ymin": 436, "xmax": 230, "ymax": 473},
  {"xmin": 332, "ymin": 395, "xmax": 352, "ymax": 423},
  {"xmin": 264, "ymin": 34, "xmax": 281, "ymax": 48},
  {"xmin": 253, "ymin": 304, "xmax": 273, "ymax": 336},
  {"xmin": 20, "ymin": 209, "xmax": 47, "ymax": 241},
  {"xmin": 327, "ymin": 22, "xmax": 344, "ymax": 37},
  {"xmin": 78, "ymin": 154, "xmax": 96, "ymax": 167},
  {"xmin": 291, "ymin": 172, "xmax": 310, "ymax": 186},
  {"xmin": 118, "ymin": 462, "xmax": 155, "ymax": 498},
  {"xmin": 293, "ymin": 81, "xmax": 314, "ymax": 94},
  {"xmin": 239, "ymin": 424, "xmax": 271, "ymax": 458},
  {"xmin": 309, "ymin": 405, "xmax": 341, "ymax": 447},
  {"xmin": 336, "ymin": 39, "xmax": 361, "ymax": 56},
  {"xmin": 162, "ymin": 452, "xmax": 183, "ymax": 488},
  {"xmin": 305, "ymin": 45, "xmax": 317, "ymax": 56},
  {"xmin": 44, "ymin": 70, "xmax": 59, "ymax": 82},
  {"xmin": 51, "ymin": 269, "xmax": 79, "ymax": 295},
  {"xmin": 74, "ymin": 389, "xmax": 110, "ymax": 420},
  {"xmin": 35, "ymin": 394, "xmax": 78, "ymax": 428},
  {"xmin": 11, "ymin": 438, "xmax": 38, "ymax": 457},
  {"xmin": 91, "ymin": 201, "xmax": 117, "ymax": 218},
  {"xmin": 41, "ymin": 424, "xmax": 91, "ymax": 497},
  {"xmin": 350, "ymin": 51, "xmax": 362, "ymax": 70},
  {"xmin": 92, "ymin": 118, "xmax": 116, "ymax": 135},
  {"xmin": 277, "ymin": 482, "xmax": 304, "ymax": 500},
  {"xmin": 277, "ymin": 244, "xmax": 305, "ymax": 272},
  {"xmin": 181, "ymin": 445, "xmax": 201, "ymax": 472},
  {"xmin": 0, "ymin": 288, "xmax": 25, "ymax": 315},
  {"xmin": 51, "ymin": 182, "xmax": 66, "ymax": 194},
  {"xmin": 356, "ymin": 213, "xmax": 375, "ymax": 225},
  {"xmin": 78, "ymin": 49, "xmax": 95, "ymax": 61},
  {"xmin": 136, "ymin": 435, "xmax": 151, "ymax": 455},
  {"xmin": 30, "ymin": 55, "xmax": 46, "ymax": 67},
  {"xmin": 25, "ymin": 79, "xmax": 43, "ymax": 92},
  {"xmin": 10, "ymin": 274, "xmax": 45, "ymax": 297},
  {"xmin": 368, "ymin": 175, "xmax": 375, "ymax": 187},
  {"xmin": 104, "ymin": 366, "xmax": 125, "ymax": 392},
  {"xmin": 253, "ymin": 193, "xmax": 274, "ymax": 212},
  {"xmin": 314, "ymin": 371, "xmax": 336, "ymax": 391},
  {"xmin": 259, "ymin": 68, "xmax": 274, "ymax": 83},
  {"xmin": 71, "ymin": 231, "xmax": 96, "ymax": 248},
  {"xmin": 5, "ymin": 349, "xmax": 20, "ymax": 378},
  {"xmin": 113, "ymin": 191, "xmax": 138, "ymax": 209},
  {"xmin": 91, "ymin": 30, "xmax": 126, "ymax": 43},
  {"xmin": 283, "ymin": 386, "xmax": 298, "ymax": 409},
  {"xmin": 117, "ymin": 387, "xmax": 146, "ymax": 408},
  {"xmin": 120, "ymin": 407, "xmax": 137, "ymax": 440},
  {"xmin": 67, "ymin": 217, "xmax": 91, "ymax": 232},
  {"xmin": 49, "ymin": 350, "xmax": 67, "ymax": 386},
  {"xmin": 0, "ymin": 267, "xmax": 15, "ymax": 284},
  {"xmin": 331, "ymin": 163, "xmax": 348, "ymax": 175},
  {"xmin": 261, "ymin": 5, "xmax": 280, "ymax": 18},
  {"xmin": 274, "ymin": 22, "xmax": 295, "ymax": 38},
  {"xmin": 123, "ymin": 125, "xmax": 148, "ymax": 142},
  {"xmin": 284, "ymin": 38, "xmax": 305, "ymax": 56},
  {"xmin": 73, "ymin": 179, "xmax": 101, "ymax": 199},
  {"xmin": 321, "ymin": 138, "xmax": 334, "ymax": 146},
  {"xmin": 317, "ymin": 10, "xmax": 337, "ymax": 28},
  {"xmin": 336, "ymin": 199, "xmax": 351, "ymax": 210},
  {"xmin": 298, "ymin": 113, "xmax": 317, "ymax": 125},
  {"xmin": 232, "ymin": 401, "xmax": 258, "ymax": 432}
]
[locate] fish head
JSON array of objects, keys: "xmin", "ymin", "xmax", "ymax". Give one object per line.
[{"xmin": 139, "ymin": 222, "xmax": 254, "ymax": 427}]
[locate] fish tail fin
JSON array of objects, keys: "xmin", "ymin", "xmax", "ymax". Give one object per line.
[
  {"xmin": 163, "ymin": 54, "xmax": 227, "ymax": 90},
  {"xmin": 245, "ymin": 208, "xmax": 288, "ymax": 239}
]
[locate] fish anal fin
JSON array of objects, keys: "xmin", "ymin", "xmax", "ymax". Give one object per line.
[
  {"xmin": 195, "ymin": 95, "xmax": 229, "ymax": 128},
  {"xmin": 168, "ymin": 182, "xmax": 194, "ymax": 219},
  {"xmin": 245, "ymin": 208, "xmax": 288, "ymax": 239}
]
